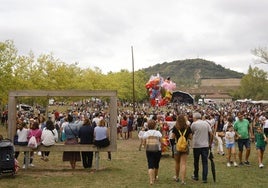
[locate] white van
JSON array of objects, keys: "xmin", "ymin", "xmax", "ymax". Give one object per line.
[
  {"xmin": 204, "ymin": 99, "xmax": 215, "ymax": 104},
  {"xmin": 198, "ymin": 99, "xmax": 203, "ymax": 105},
  {"xmin": 17, "ymin": 104, "xmax": 33, "ymax": 112}
]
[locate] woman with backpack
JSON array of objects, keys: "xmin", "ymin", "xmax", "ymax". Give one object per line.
[
  {"xmin": 170, "ymin": 114, "xmax": 192, "ymax": 185},
  {"xmin": 143, "ymin": 119, "xmax": 162, "ymax": 185}
]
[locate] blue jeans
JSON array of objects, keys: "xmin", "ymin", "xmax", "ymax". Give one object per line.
[{"xmin": 193, "ymin": 147, "xmax": 209, "ymax": 181}]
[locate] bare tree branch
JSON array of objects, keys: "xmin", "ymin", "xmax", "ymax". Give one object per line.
[{"xmin": 251, "ymin": 47, "xmax": 268, "ymax": 64}]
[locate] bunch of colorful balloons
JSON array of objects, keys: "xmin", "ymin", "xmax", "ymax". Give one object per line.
[{"xmin": 145, "ymin": 74, "xmax": 176, "ymax": 106}]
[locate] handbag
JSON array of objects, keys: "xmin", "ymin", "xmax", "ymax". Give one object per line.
[{"xmin": 146, "ymin": 133, "xmax": 159, "ymax": 152}]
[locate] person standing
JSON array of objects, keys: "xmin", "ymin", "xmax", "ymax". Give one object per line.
[
  {"xmin": 120, "ymin": 115, "xmax": 128, "ymax": 140},
  {"xmin": 170, "ymin": 114, "xmax": 192, "ymax": 185},
  {"xmin": 127, "ymin": 114, "xmax": 134, "ymax": 139},
  {"xmin": 254, "ymin": 126, "xmax": 267, "ymax": 168},
  {"xmin": 214, "ymin": 114, "xmax": 225, "ymax": 155},
  {"xmin": 225, "ymin": 125, "xmax": 238, "ymax": 167},
  {"xmin": 191, "ymin": 112, "xmax": 213, "ymax": 183},
  {"xmin": 78, "ymin": 117, "xmax": 94, "ymax": 168},
  {"xmin": 136, "ymin": 113, "xmax": 144, "ymax": 132},
  {"xmin": 143, "ymin": 119, "xmax": 162, "ymax": 185},
  {"xmin": 263, "ymin": 115, "xmax": 268, "ymax": 137},
  {"xmin": 234, "ymin": 112, "xmax": 253, "ymax": 166},
  {"xmin": 138, "ymin": 127, "xmax": 146, "ymax": 151}
]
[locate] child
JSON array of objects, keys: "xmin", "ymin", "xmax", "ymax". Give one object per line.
[
  {"xmin": 138, "ymin": 127, "xmax": 147, "ymax": 151},
  {"xmin": 225, "ymin": 125, "xmax": 238, "ymax": 167},
  {"xmin": 255, "ymin": 126, "xmax": 267, "ymax": 168}
]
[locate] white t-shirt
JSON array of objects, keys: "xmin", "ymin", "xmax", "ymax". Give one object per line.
[
  {"xmin": 225, "ymin": 131, "xmax": 235, "ymax": 144},
  {"xmin": 17, "ymin": 128, "xmax": 29, "ymax": 142},
  {"xmin": 263, "ymin": 119, "xmax": 268, "ymax": 128},
  {"xmin": 138, "ymin": 130, "xmax": 145, "ymax": 139},
  {"xmin": 41, "ymin": 128, "xmax": 58, "ymax": 146}
]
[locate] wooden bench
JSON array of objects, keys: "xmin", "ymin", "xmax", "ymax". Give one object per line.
[
  {"xmin": 8, "ymin": 90, "xmax": 118, "ymax": 171},
  {"xmin": 15, "ymin": 144, "xmax": 115, "ymax": 170}
]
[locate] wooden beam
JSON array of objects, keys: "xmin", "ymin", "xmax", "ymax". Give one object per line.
[
  {"xmin": 14, "ymin": 144, "xmax": 115, "ymax": 152},
  {"xmin": 9, "ymin": 90, "xmax": 117, "ymax": 97}
]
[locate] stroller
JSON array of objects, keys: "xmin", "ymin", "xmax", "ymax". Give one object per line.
[{"xmin": 0, "ymin": 138, "xmax": 16, "ymax": 176}]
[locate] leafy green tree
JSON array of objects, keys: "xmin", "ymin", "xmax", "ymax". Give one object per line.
[
  {"xmin": 0, "ymin": 40, "xmax": 18, "ymax": 106},
  {"xmin": 239, "ymin": 66, "xmax": 268, "ymax": 99}
]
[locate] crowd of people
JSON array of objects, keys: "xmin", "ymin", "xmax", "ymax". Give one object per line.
[
  {"xmin": 137, "ymin": 101, "xmax": 268, "ymax": 185},
  {"xmin": 9, "ymin": 100, "xmax": 268, "ymax": 185},
  {"xmin": 14, "ymin": 109, "xmax": 112, "ymax": 169}
]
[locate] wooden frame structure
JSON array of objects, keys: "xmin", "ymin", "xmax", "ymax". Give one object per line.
[{"xmin": 8, "ymin": 90, "xmax": 118, "ymax": 170}]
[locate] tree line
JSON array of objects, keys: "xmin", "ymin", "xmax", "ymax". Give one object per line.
[
  {"xmin": 1, "ymin": 40, "xmax": 267, "ymax": 109},
  {"xmin": 0, "ymin": 40, "xmax": 148, "ymax": 108}
]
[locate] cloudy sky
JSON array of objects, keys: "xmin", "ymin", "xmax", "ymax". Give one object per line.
[{"xmin": 1, "ymin": 0, "xmax": 268, "ymax": 74}]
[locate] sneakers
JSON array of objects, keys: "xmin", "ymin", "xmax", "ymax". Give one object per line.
[
  {"xmin": 233, "ymin": 162, "xmax": 238, "ymax": 167},
  {"xmin": 244, "ymin": 161, "xmax": 250, "ymax": 166},
  {"xmin": 22, "ymin": 164, "xmax": 34, "ymax": 168},
  {"xmin": 239, "ymin": 162, "xmax": 244, "ymax": 166},
  {"xmin": 191, "ymin": 175, "xmax": 198, "ymax": 181},
  {"xmin": 218, "ymin": 151, "xmax": 225, "ymax": 156},
  {"xmin": 173, "ymin": 176, "xmax": 179, "ymax": 182},
  {"xmin": 181, "ymin": 181, "xmax": 186, "ymax": 185},
  {"xmin": 259, "ymin": 163, "xmax": 264, "ymax": 168},
  {"xmin": 227, "ymin": 162, "xmax": 231, "ymax": 167}
]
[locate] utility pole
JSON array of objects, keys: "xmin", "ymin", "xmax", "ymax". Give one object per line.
[{"xmin": 131, "ymin": 46, "xmax": 135, "ymax": 114}]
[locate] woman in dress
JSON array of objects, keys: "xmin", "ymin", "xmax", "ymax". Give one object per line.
[{"xmin": 62, "ymin": 114, "xmax": 81, "ymax": 169}]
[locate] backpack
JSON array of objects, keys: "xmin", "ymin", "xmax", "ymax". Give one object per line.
[
  {"xmin": 28, "ymin": 136, "xmax": 37, "ymax": 149},
  {"xmin": 146, "ymin": 132, "xmax": 159, "ymax": 152},
  {"xmin": 176, "ymin": 129, "xmax": 187, "ymax": 152},
  {"xmin": 146, "ymin": 136, "xmax": 159, "ymax": 152}
]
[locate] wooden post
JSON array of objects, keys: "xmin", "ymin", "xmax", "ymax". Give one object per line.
[
  {"xmin": 131, "ymin": 46, "xmax": 136, "ymax": 114},
  {"xmin": 95, "ymin": 151, "xmax": 99, "ymax": 170}
]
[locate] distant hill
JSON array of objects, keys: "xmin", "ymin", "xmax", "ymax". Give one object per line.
[{"xmin": 142, "ymin": 58, "xmax": 244, "ymax": 88}]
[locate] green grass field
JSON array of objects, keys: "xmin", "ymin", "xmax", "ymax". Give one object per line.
[{"xmin": 0, "ymin": 125, "xmax": 267, "ymax": 188}]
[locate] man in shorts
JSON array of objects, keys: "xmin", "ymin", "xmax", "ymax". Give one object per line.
[{"xmin": 234, "ymin": 112, "xmax": 253, "ymax": 166}]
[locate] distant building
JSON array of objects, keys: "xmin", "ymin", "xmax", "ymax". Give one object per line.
[
  {"xmin": 182, "ymin": 78, "xmax": 241, "ymax": 103},
  {"xmin": 201, "ymin": 78, "xmax": 241, "ymax": 87}
]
